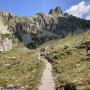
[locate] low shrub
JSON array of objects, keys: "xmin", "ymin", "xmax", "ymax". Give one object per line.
[{"xmin": 64, "ymin": 83, "xmax": 77, "ymax": 90}]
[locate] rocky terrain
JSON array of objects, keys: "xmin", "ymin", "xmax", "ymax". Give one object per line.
[{"xmin": 0, "ymin": 7, "xmax": 90, "ymax": 51}]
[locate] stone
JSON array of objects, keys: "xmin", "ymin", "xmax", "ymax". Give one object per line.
[{"xmin": 0, "ymin": 38, "xmax": 12, "ymax": 52}]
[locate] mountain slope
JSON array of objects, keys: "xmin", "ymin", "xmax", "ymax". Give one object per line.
[
  {"xmin": 41, "ymin": 31, "xmax": 90, "ymax": 90},
  {"xmin": 0, "ymin": 45, "xmax": 44, "ymax": 90},
  {"xmin": 0, "ymin": 7, "xmax": 90, "ymax": 50}
]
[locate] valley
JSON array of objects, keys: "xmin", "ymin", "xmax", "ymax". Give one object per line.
[{"xmin": 0, "ymin": 6, "xmax": 90, "ymax": 90}]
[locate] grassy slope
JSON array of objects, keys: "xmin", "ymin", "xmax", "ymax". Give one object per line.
[
  {"xmin": 0, "ymin": 30, "xmax": 90, "ymax": 90},
  {"xmin": 0, "ymin": 45, "xmax": 44, "ymax": 90},
  {"xmin": 41, "ymin": 31, "xmax": 90, "ymax": 90}
]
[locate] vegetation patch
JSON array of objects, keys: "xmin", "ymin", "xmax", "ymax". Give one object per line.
[
  {"xmin": 0, "ymin": 45, "xmax": 44, "ymax": 90},
  {"xmin": 42, "ymin": 31, "xmax": 90, "ymax": 90}
]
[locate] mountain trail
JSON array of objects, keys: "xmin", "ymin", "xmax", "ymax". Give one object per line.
[{"xmin": 38, "ymin": 54, "xmax": 55, "ymax": 90}]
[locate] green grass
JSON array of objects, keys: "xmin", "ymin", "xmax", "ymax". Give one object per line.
[
  {"xmin": 0, "ymin": 45, "xmax": 44, "ymax": 90},
  {"xmin": 0, "ymin": 29, "xmax": 90, "ymax": 90},
  {"xmin": 41, "ymin": 31, "xmax": 90, "ymax": 90}
]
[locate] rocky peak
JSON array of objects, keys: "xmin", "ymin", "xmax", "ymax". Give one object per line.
[
  {"xmin": 49, "ymin": 9, "xmax": 55, "ymax": 15},
  {"xmin": 55, "ymin": 7, "xmax": 63, "ymax": 15},
  {"xmin": 64, "ymin": 13, "xmax": 69, "ymax": 16},
  {"xmin": 0, "ymin": 11, "xmax": 13, "ymax": 22},
  {"xmin": 0, "ymin": 11, "xmax": 13, "ymax": 18},
  {"xmin": 49, "ymin": 6, "xmax": 63, "ymax": 16}
]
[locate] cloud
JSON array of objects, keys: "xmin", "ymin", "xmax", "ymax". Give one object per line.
[
  {"xmin": 65, "ymin": 1, "xmax": 90, "ymax": 20},
  {"xmin": 86, "ymin": 15, "xmax": 90, "ymax": 20}
]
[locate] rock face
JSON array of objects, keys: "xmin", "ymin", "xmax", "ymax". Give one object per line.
[
  {"xmin": 0, "ymin": 20, "xmax": 10, "ymax": 34},
  {"xmin": 0, "ymin": 38, "xmax": 13, "ymax": 52},
  {"xmin": 49, "ymin": 9, "xmax": 55, "ymax": 15},
  {"xmin": 0, "ymin": 18, "xmax": 13, "ymax": 52},
  {"xmin": 55, "ymin": 7, "xmax": 63, "ymax": 15},
  {"xmin": 49, "ymin": 7, "xmax": 63, "ymax": 15},
  {"xmin": 0, "ymin": 6, "xmax": 90, "ymax": 50}
]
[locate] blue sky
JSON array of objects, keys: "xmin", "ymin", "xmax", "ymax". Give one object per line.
[{"xmin": 0, "ymin": 0, "xmax": 90, "ymax": 17}]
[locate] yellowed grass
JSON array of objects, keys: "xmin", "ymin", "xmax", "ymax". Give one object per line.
[
  {"xmin": 0, "ymin": 45, "xmax": 44, "ymax": 90},
  {"xmin": 41, "ymin": 31, "xmax": 90, "ymax": 90}
]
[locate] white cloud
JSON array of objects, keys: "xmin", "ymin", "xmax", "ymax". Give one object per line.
[
  {"xmin": 86, "ymin": 15, "xmax": 90, "ymax": 20},
  {"xmin": 65, "ymin": 1, "xmax": 90, "ymax": 20}
]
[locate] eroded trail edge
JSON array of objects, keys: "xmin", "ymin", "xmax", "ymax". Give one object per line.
[{"xmin": 38, "ymin": 56, "xmax": 55, "ymax": 90}]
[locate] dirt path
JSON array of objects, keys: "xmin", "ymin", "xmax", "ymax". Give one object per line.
[{"xmin": 38, "ymin": 56, "xmax": 55, "ymax": 90}]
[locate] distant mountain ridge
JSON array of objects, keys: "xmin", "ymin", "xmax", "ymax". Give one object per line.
[{"xmin": 0, "ymin": 6, "xmax": 90, "ymax": 50}]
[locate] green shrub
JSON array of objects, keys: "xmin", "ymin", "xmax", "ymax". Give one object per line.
[
  {"xmin": 64, "ymin": 83, "xmax": 77, "ymax": 90},
  {"xmin": 14, "ymin": 32, "xmax": 22, "ymax": 42},
  {"xmin": 1, "ymin": 34, "xmax": 13, "ymax": 39},
  {"xmin": 27, "ymin": 42, "xmax": 37, "ymax": 49},
  {"xmin": 0, "ymin": 80, "xmax": 8, "ymax": 86}
]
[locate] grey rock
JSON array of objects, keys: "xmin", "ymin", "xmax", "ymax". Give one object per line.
[
  {"xmin": 55, "ymin": 6, "xmax": 63, "ymax": 15},
  {"xmin": 49, "ymin": 9, "xmax": 55, "ymax": 15}
]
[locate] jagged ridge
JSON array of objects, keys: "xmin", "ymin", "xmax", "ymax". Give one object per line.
[{"xmin": 0, "ymin": 7, "xmax": 90, "ymax": 50}]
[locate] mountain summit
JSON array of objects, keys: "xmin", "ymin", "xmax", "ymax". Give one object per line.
[{"xmin": 49, "ymin": 6, "xmax": 63, "ymax": 15}]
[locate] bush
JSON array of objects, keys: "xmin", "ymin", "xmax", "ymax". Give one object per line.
[
  {"xmin": 63, "ymin": 46, "xmax": 71, "ymax": 55},
  {"xmin": 64, "ymin": 83, "xmax": 77, "ymax": 90},
  {"xmin": 76, "ymin": 41, "xmax": 90, "ymax": 51},
  {"xmin": 54, "ymin": 55, "xmax": 58, "ymax": 59},
  {"xmin": 36, "ymin": 13, "xmax": 45, "ymax": 17},
  {"xmin": 0, "ymin": 80, "xmax": 8, "ymax": 86},
  {"xmin": 14, "ymin": 32, "xmax": 22, "ymax": 42},
  {"xmin": 1, "ymin": 34, "xmax": 13, "ymax": 39},
  {"xmin": 27, "ymin": 42, "xmax": 37, "ymax": 49}
]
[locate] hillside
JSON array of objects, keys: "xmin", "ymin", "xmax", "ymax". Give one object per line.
[
  {"xmin": 42, "ymin": 31, "xmax": 90, "ymax": 90},
  {"xmin": 0, "ymin": 44, "xmax": 44, "ymax": 90}
]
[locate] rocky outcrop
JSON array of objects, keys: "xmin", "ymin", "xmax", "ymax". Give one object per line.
[
  {"xmin": 55, "ymin": 7, "xmax": 63, "ymax": 15},
  {"xmin": 0, "ymin": 6, "xmax": 90, "ymax": 49},
  {"xmin": 0, "ymin": 11, "xmax": 13, "ymax": 21},
  {"xmin": 0, "ymin": 20, "xmax": 10, "ymax": 34},
  {"xmin": 49, "ymin": 7, "xmax": 63, "ymax": 16},
  {"xmin": 0, "ymin": 19, "xmax": 13, "ymax": 52},
  {"xmin": 49, "ymin": 9, "xmax": 55, "ymax": 15},
  {"xmin": 0, "ymin": 38, "xmax": 13, "ymax": 52}
]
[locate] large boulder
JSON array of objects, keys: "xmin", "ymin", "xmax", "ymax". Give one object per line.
[{"xmin": 0, "ymin": 38, "xmax": 13, "ymax": 52}]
